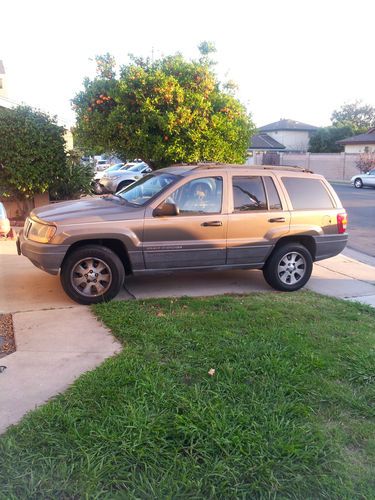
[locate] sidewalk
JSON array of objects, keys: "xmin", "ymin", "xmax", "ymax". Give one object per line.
[{"xmin": 1, "ymin": 238, "xmax": 375, "ymax": 434}]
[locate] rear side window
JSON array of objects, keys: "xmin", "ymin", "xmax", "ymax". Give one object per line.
[
  {"xmin": 263, "ymin": 177, "xmax": 282, "ymax": 210},
  {"xmin": 232, "ymin": 176, "xmax": 267, "ymax": 211},
  {"xmin": 282, "ymin": 177, "xmax": 334, "ymax": 209}
]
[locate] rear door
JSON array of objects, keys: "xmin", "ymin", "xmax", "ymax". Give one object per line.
[{"xmin": 227, "ymin": 175, "xmax": 290, "ymax": 266}]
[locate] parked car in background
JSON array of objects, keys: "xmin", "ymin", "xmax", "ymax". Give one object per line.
[
  {"xmin": 0, "ymin": 202, "xmax": 10, "ymax": 237},
  {"xmin": 92, "ymin": 163, "xmax": 125, "ymax": 194},
  {"xmin": 99, "ymin": 162, "xmax": 152, "ymax": 193},
  {"xmin": 95, "ymin": 159, "xmax": 111, "ymax": 172},
  {"xmin": 351, "ymin": 170, "xmax": 375, "ymax": 188},
  {"xmin": 17, "ymin": 164, "xmax": 348, "ymax": 305}
]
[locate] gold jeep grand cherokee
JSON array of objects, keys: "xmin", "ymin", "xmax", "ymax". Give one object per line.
[{"xmin": 17, "ymin": 164, "xmax": 348, "ymax": 305}]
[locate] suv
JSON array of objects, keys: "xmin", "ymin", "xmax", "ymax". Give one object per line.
[{"xmin": 17, "ymin": 164, "xmax": 348, "ymax": 305}]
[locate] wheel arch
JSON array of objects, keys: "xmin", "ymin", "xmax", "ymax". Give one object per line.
[
  {"xmin": 62, "ymin": 238, "xmax": 133, "ymax": 275},
  {"xmin": 268, "ymin": 235, "xmax": 317, "ymax": 262}
]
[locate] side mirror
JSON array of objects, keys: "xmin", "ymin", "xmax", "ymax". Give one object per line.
[{"xmin": 153, "ymin": 202, "xmax": 179, "ymax": 217}]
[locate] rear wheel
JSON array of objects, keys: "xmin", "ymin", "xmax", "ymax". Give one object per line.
[
  {"xmin": 354, "ymin": 178, "xmax": 363, "ymax": 188},
  {"xmin": 263, "ymin": 243, "xmax": 313, "ymax": 291},
  {"xmin": 60, "ymin": 245, "xmax": 125, "ymax": 305}
]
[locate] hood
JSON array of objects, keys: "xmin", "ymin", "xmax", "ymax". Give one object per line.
[
  {"xmin": 31, "ymin": 196, "xmax": 144, "ymax": 225},
  {"xmin": 103, "ymin": 170, "xmax": 142, "ymax": 179}
]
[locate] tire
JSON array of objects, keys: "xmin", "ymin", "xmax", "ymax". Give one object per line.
[
  {"xmin": 117, "ymin": 180, "xmax": 134, "ymax": 192},
  {"xmin": 263, "ymin": 243, "xmax": 313, "ymax": 292},
  {"xmin": 354, "ymin": 178, "xmax": 363, "ymax": 189},
  {"xmin": 60, "ymin": 245, "xmax": 125, "ymax": 305}
]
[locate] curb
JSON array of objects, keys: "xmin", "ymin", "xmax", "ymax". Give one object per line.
[{"xmin": 342, "ymin": 248, "xmax": 375, "ymax": 268}]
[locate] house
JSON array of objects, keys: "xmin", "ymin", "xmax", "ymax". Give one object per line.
[
  {"xmin": 0, "ymin": 60, "xmax": 13, "ymax": 110},
  {"xmin": 249, "ymin": 119, "xmax": 318, "ymax": 156},
  {"xmin": 0, "ymin": 60, "xmax": 7, "ymax": 98},
  {"xmin": 336, "ymin": 128, "xmax": 375, "ymax": 154}
]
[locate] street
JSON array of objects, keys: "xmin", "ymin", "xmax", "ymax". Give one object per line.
[{"xmin": 331, "ymin": 183, "xmax": 375, "ymax": 257}]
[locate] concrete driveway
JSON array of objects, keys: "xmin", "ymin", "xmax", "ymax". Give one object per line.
[
  {"xmin": 2, "ymin": 239, "xmax": 375, "ymax": 313},
  {"xmin": 0, "ymin": 239, "xmax": 273, "ymax": 314}
]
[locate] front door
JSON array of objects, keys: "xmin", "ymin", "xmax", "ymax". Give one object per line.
[{"xmin": 143, "ymin": 176, "xmax": 227, "ymax": 269}]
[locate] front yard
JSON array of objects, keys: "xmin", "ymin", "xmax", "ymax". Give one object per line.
[{"xmin": 0, "ymin": 292, "xmax": 374, "ymax": 498}]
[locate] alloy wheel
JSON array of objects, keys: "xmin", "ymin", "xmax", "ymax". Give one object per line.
[
  {"xmin": 71, "ymin": 257, "xmax": 112, "ymax": 297},
  {"xmin": 277, "ymin": 251, "xmax": 306, "ymax": 285}
]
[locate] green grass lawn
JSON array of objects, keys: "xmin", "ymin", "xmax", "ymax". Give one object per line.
[{"xmin": 1, "ymin": 291, "xmax": 374, "ymax": 499}]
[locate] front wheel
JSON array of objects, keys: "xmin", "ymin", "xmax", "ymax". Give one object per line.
[
  {"xmin": 354, "ymin": 178, "xmax": 363, "ymax": 188},
  {"xmin": 263, "ymin": 243, "xmax": 313, "ymax": 292},
  {"xmin": 60, "ymin": 245, "xmax": 125, "ymax": 305}
]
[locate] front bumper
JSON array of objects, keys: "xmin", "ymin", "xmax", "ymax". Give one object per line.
[
  {"xmin": 99, "ymin": 177, "xmax": 118, "ymax": 193},
  {"xmin": 17, "ymin": 230, "xmax": 69, "ymax": 275}
]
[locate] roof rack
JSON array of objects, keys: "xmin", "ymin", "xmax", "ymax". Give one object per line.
[
  {"xmin": 261, "ymin": 165, "xmax": 314, "ymax": 174},
  {"xmin": 172, "ymin": 163, "xmax": 314, "ymax": 174}
]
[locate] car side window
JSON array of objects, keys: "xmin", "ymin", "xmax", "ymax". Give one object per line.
[
  {"xmin": 167, "ymin": 177, "xmax": 223, "ymax": 215},
  {"xmin": 263, "ymin": 176, "xmax": 282, "ymax": 210},
  {"xmin": 232, "ymin": 176, "xmax": 267, "ymax": 211},
  {"xmin": 282, "ymin": 177, "xmax": 334, "ymax": 209}
]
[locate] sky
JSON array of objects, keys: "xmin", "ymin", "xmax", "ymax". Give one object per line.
[{"xmin": 1, "ymin": 0, "xmax": 374, "ymax": 129}]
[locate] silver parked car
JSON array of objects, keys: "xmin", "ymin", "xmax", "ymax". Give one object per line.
[
  {"xmin": 100, "ymin": 162, "xmax": 152, "ymax": 193},
  {"xmin": 351, "ymin": 170, "xmax": 375, "ymax": 188}
]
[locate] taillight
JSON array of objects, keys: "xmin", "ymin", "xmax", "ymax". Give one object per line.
[{"xmin": 337, "ymin": 213, "xmax": 348, "ymax": 234}]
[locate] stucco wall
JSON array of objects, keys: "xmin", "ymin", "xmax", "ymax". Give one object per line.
[
  {"xmin": 344, "ymin": 144, "xmax": 375, "ymax": 154},
  {"xmin": 254, "ymin": 152, "xmax": 360, "ymax": 180},
  {"xmin": 267, "ymin": 130, "xmax": 312, "ymax": 151}
]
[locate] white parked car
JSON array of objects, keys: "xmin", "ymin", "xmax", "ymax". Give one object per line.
[
  {"xmin": 0, "ymin": 202, "xmax": 10, "ymax": 237},
  {"xmin": 351, "ymin": 170, "xmax": 375, "ymax": 188},
  {"xmin": 92, "ymin": 163, "xmax": 126, "ymax": 193},
  {"xmin": 100, "ymin": 162, "xmax": 152, "ymax": 193},
  {"xmin": 95, "ymin": 159, "xmax": 111, "ymax": 172}
]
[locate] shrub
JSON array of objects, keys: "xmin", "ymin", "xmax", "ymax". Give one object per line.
[{"xmin": 356, "ymin": 152, "xmax": 375, "ymax": 173}]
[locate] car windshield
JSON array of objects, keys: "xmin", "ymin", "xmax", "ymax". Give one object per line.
[
  {"xmin": 117, "ymin": 173, "xmax": 178, "ymax": 205},
  {"xmin": 106, "ymin": 163, "xmax": 124, "ymax": 172},
  {"xmin": 127, "ymin": 163, "xmax": 147, "ymax": 172}
]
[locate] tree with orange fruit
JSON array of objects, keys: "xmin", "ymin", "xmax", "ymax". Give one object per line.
[{"xmin": 73, "ymin": 45, "xmax": 254, "ymax": 168}]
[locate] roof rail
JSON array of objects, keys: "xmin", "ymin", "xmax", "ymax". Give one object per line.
[{"xmin": 261, "ymin": 165, "xmax": 314, "ymax": 174}]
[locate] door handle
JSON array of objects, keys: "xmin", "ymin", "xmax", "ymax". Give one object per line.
[
  {"xmin": 268, "ymin": 217, "xmax": 286, "ymax": 223},
  {"xmin": 201, "ymin": 221, "xmax": 223, "ymax": 227}
]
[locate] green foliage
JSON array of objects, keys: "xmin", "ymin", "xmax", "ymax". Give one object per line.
[
  {"xmin": 356, "ymin": 152, "xmax": 375, "ymax": 174},
  {"xmin": 95, "ymin": 53, "xmax": 116, "ymax": 80},
  {"xmin": 73, "ymin": 46, "xmax": 254, "ymax": 168},
  {"xmin": 0, "ymin": 106, "xmax": 67, "ymax": 199},
  {"xmin": 308, "ymin": 125, "xmax": 353, "ymax": 153},
  {"xmin": 331, "ymin": 100, "xmax": 375, "ymax": 134},
  {"xmin": 49, "ymin": 150, "xmax": 94, "ymax": 200}
]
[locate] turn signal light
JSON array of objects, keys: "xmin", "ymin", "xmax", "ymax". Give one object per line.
[{"xmin": 337, "ymin": 213, "xmax": 348, "ymax": 234}]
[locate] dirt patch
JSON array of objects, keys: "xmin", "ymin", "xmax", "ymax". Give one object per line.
[{"xmin": 0, "ymin": 313, "xmax": 16, "ymax": 358}]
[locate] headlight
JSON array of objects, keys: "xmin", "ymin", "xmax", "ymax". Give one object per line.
[{"xmin": 27, "ymin": 220, "xmax": 56, "ymax": 243}]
